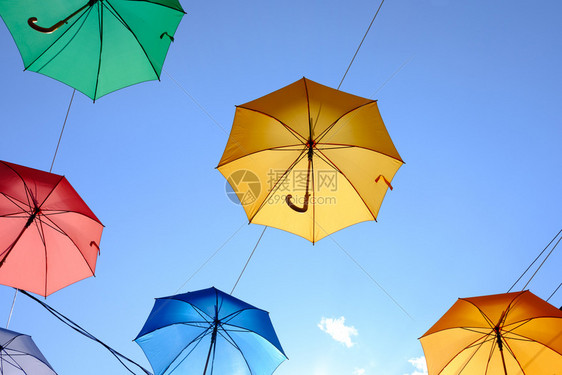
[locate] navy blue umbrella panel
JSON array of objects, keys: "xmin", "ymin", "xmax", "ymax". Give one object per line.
[
  {"xmin": 135, "ymin": 287, "xmax": 287, "ymax": 375},
  {"xmin": 0, "ymin": 327, "xmax": 57, "ymax": 374}
]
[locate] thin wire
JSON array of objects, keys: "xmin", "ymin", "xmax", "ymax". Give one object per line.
[
  {"xmin": 328, "ymin": 236, "xmax": 414, "ymax": 320},
  {"xmin": 522, "ymin": 235, "xmax": 562, "ymax": 291},
  {"xmin": 337, "ymin": 0, "xmax": 386, "ymax": 90},
  {"xmin": 231, "ymin": 226, "xmax": 268, "ymax": 295},
  {"xmin": 507, "ymin": 228, "xmax": 562, "ymax": 292},
  {"xmin": 50, "ymin": 89, "xmax": 76, "ymax": 173},
  {"xmin": 175, "ymin": 222, "xmax": 246, "ymax": 293},
  {"xmin": 19, "ymin": 289, "xmax": 152, "ymax": 375},
  {"xmin": 371, "ymin": 55, "xmax": 414, "ymax": 97},
  {"xmin": 5, "ymin": 289, "xmax": 17, "ymax": 328},
  {"xmin": 5, "ymin": 90, "xmax": 76, "ymax": 329},
  {"xmin": 162, "ymin": 69, "xmax": 229, "ymax": 136},
  {"xmin": 547, "ymin": 283, "xmax": 561, "ymax": 303}
]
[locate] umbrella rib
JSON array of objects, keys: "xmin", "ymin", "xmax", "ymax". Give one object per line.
[
  {"xmin": 311, "ymin": 148, "xmax": 316, "ymax": 242},
  {"xmin": 35, "ymin": 175, "xmax": 66, "ymax": 210},
  {"xmin": 217, "ymin": 144, "xmax": 306, "ymax": 168},
  {"xmin": 304, "ymin": 77, "xmax": 312, "ymax": 141},
  {"xmin": 0, "ymin": 162, "xmax": 39, "ymax": 210},
  {"xmin": 0, "ymin": 212, "xmax": 30, "ymax": 219},
  {"xmin": 461, "ymin": 299, "xmax": 497, "ymax": 329},
  {"xmin": 216, "ymin": 325, "xmax": 255, "ymax": 375},
  {"xmin": 93, "ymin": 1, "xmax": 104, "ymax": 100},
  {"xmin": 220, "ymin": 309, "xmax": 250, "ymax": 325},
  {"xmin": 38, "ymin": 214, "xmax": 97, "ymax": 277},
  {"xmin": 430, "ymin": 329, "xmax": 494, "ymax": 375},
  {"xmin": 314, "ymin": 100, "xmax": 376, "ymax": 143},
  {"xmin": 248, "ymin": 149, "xmax": 308, "ymax": 223},
  {"xmin": 24, "ymin": 6, "xmax": 93, "ymax": 71},
  {"xmin": 236, "ymin": 106, "xmax": 307, "ymax": 144},
  {"xmin": 1, "ymin": 348, "xmax": 28, "ymax": 373},
  {"xmin": 318, "ymin": 142, "xmax": 405, "ymax": 163},
  {"xmin": 315, "ymin": 149, "xmax": 377, "ymax": 220},
  {"xmin": 221, "ymin": 321, "xmax": 286, "ymax": 356},
  {"xmin": 503, "ymin": 320, "xmax": 562, "ymax": 356},
  {"xmin": 127, "ymin": 0, "xmax": 186, "ymax": 14},
  {"xmin": 502, "ymin": 336, "xmax": 531, "ymax": 375},
  {"xmin": 160, "ymin": 326, "xmax": 213, "ymax": 375},
  {"xmin": 135, "ymin": 320, "xmax": 209, "ymax": 337},
  {"xmin": 34, "ymin": 12, "xmax": 94, "ymax": 74},
  {"xmin": 103, "ymin": 1, "xmax": 161, "ymax": 80},
  {"xmin": 483, "ymin": 332, "xmax": 499, "ymax": 375},
  {"xmin": 32, "ymin": 215, "xmax": 50, "ymax": 296},
  {"xmin": 315, "ymin": 145, "xmax": 356, "ymax": 150},
  {"xmin": 0, "ymin": 193, "xmax": 32, "ymax": 215}
]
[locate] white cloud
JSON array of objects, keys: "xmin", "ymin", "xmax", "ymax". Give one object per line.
[
  {"xmin": 353, "ymin": 368, "xmax": 366, "ymax": 375},
  {"xmin": 404, "ymin": 356, "xmax": 428, "ymax": 375},
  {"xmin": 318, "ymin": 316, "xmax": 358, "ymax": 348}
]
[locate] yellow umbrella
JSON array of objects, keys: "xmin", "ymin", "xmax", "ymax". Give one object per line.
[
  {"xmin": 217, "ymin": 77, "xmax": 404, "ymax": 243},
  {"xmin": 420, "ymin": 290, "xmax": 562, "ymax": 375}
]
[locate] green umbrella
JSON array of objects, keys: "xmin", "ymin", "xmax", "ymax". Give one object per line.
[{"xmin": 0, "ymin": 0, "xmax": 185, "ymax": 100}]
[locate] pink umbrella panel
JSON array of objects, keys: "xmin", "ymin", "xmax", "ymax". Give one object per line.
[{"xmin": 0, "ymin": 160, "xmax": 103, "ymax": 296}]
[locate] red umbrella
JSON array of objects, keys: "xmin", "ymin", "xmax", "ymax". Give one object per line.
[{"xmin": 0, "ymin": 160, "xmax": 103, "ymax": 296}]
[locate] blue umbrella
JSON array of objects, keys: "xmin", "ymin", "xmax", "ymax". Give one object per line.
[
  {"xmin": 135, "ymin": 287, "xmax": 287, "ymax": 375},
  {"xmin": 0, "ymin": 327, "xmax": 56, "ymax": 374}
]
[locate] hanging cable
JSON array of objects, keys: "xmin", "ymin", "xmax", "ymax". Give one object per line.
[
  {"xmin": 5, "ymin": 90, "xmax": 76, "ymax": 327},
  {"xmin": 19, "ymin": 289, "xmax": 152, "ymax": 375},
  {"xmin": 329, "ymin": 235, "xmax": 414, "ymax": 321},
  {"xmin": 521, "ymin": 234, "xmax": 562, "ymax": 291},
  {"xmin": 547, "ymin": 283, "xmax": 561, "ymax": 303},
  {"xmin": 162, "ymin": 69, "xmax": 229, "ymax": 136},
  {"xmin": 507, "ymin": 228, "xmax": 562, "ymax": 292},
  {"xmin": 337, "ymin": 0, "xmax": 386, "ymax": 90},
  {"xmin": 176, "ymin": 222, "xmax": 246, "ymax": 293},
  {"xmin": 5, "ymin": 289, "xmax": 18, "ymax": 328},
  {"xmin": 50, "ymin": 89, "xmax": 75, "ymax": 172},
  {"xmin": 231, "ymin": 226, "xmax": 267, "ymax": 295}
]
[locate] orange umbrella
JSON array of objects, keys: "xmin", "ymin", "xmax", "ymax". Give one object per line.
[
  {"xmin": 217, "ymin": 77, "xmax": 403, "ymax": 243},
  {"xmin": 0, "ymin": 160, "xmax": 103, "ymax": 296},
  {"xmin": 420, "ymin": 290, "xmax": 562, "ymax": 375}
]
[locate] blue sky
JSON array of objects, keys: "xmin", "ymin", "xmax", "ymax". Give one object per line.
[{"xmin": 1, "ymin": 1, "xmax": 561, "ymax": 374}]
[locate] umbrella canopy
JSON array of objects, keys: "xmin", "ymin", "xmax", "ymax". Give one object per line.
[
  {"xmin": 420, "ymin": 290, "xmax": 562, "ymax": 375},
  {"xmin": 0, "ymin": 160, "xmax": 103, "ymax": 296},
  {"xmin": 135, "ymin": 287, "xmax": 287, "ymax": 375},
  {"xmin": 0, "ymin": 327, "xmax": 57, "ymax": 374},
  {"xmin": 0, "ymin": 0, "xmax": 185, "ymax": 100},
  {"xmin": 217, "ymin": 77, "xmax": 404, "ymax": 243}
]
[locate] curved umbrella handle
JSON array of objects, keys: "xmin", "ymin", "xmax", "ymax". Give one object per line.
[
  {"xmin": 27, "ymin": 17, "xmax": 69, "ymax": 34},
  {"xmin": 28, "ymin": 2, "xmax": 90, "ymax": 34},
  {"xmin": 286, "ymin": 193, "xmax": 310, "ymax": 213}
]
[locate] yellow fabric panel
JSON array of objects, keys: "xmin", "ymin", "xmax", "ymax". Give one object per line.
[
  {"xmin": 250, "ymin": 155, "xmax": 374, "ymax": 243},
  {"xmin": 239, "ymin": 78, "xmax": 374, "ymax": 141},
  {"xmin": 217, "ymin": 147, "xmax": 304, "ymax": 221},
  {"xmin": 422, "ymin": 299, "xmax": 495, "ymax": 336},
  {"xmin": 420, "ymin": 328, "xmax": 489, "ymax": 375},
  {"xmin": 505, "ymin": 291, "xmax": 562, "ymax": 324},
  {"xmin": 218, "ymin": 107, "xmax": 304, "ymax": 166},
  {"xmin": 506, "ymin": 316, "xmax": 562, "ymax": 358},
  {"xmin": 420, "ymin": 291, "xmax": 562, "ymax": 375},
  {"xmin": 320, "ymin": 147, "xmax": 402, "ymax": 220},
  {"xmin": 218, "ymin": 77, "xmax": 403, "ymax": 242},
  {"xmin": 321, "ymin": 102, "xmax": 403, "ymax": 162},
  {"xmin": 508, "ymin": 337, "xmax": 562, "ymax": 375},
  {"xmin": 304, "ymin": 79, "xmax": 374, "ymax": 138},
  {"xmin": 238, "ymin": 79, "xmax": 310, "ymax": 139}
]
